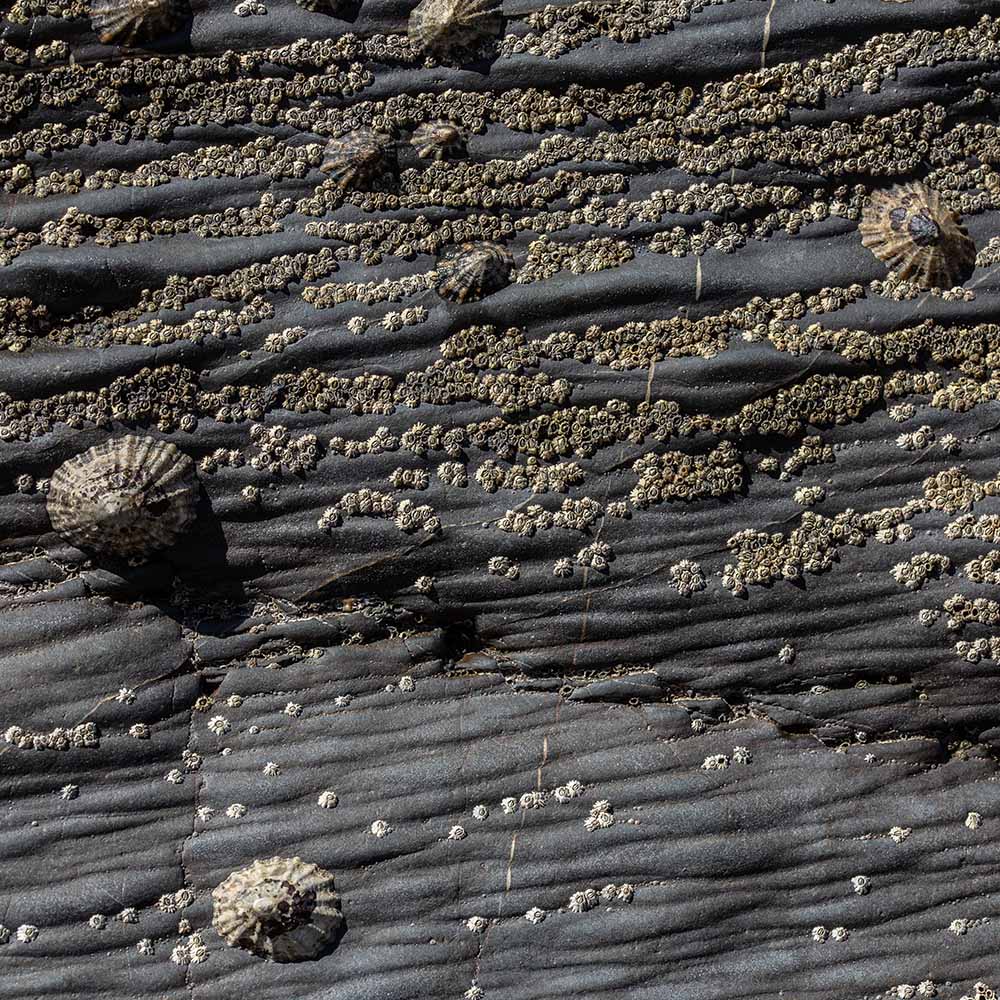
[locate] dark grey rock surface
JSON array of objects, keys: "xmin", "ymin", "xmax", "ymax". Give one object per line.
[{"xmin": 3, "ymin": 0, "xmax": 1000, "ymax": 997}]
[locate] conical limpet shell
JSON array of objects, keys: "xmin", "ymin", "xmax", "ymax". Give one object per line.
[
  {"xmin": 47, "ymin": 435, "xmax": 197, "ymax": 559},
  {"xmin": 212, "ymin": 857, "xmax": 343, "ymax": 962},
  {"xmin": 859, "ymin": 182, "xmax": 976, "ymax": 289},
  {"xmin": 435, "ymin": 241, "xmax": 514, "ymax": 303},
  {"xmin": 408, "ymin": 0, "xmax": 503, "ymax": 56},
  {"xmin": 411, "ymin": 121, "xmax": 467, "ymax": 160},
  {"xmin": 320, "ymin": 129, "xmax": 393, "ymax": 190},
  {"xmin": 90, "ymin": 0, "xmax": 186, "ymax": 45}
]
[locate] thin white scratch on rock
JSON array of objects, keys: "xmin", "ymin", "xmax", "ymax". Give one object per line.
[{"xmin": 761, "ymin": 0, "xmax": 778, "ymax": 69}]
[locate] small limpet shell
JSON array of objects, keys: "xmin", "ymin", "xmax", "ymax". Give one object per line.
[
  {"xmin": 411, "ymin": 121, "xmax": 467, "ymax": 160},
  {"xmin": 435, "ymin": 241, "xmax": 514, "ymax": 303},
  {"xmin": 212, "ymin": 857, "xmax": 342, "ymax": 962},
  {"xmin": 320, "ymin": 129, "xmax": 393, "ymax": 190},
  {"xmin": 859, "ymin": 182, "xmax": 976, "ymax": 289},
  {"xmin": 47, "ymin": 435, "xmax": 197, "ymax": 559},
  {"xmin": 408, "ymin": 0, "xmax": 503, "ymax": 55},
  {"xmin": 90, "ymin": 0, "xmax": 186, "ymax": 45}
]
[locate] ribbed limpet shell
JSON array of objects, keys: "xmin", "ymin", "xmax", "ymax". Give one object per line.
[
  {"xmin": 90, "ymin": 0, "xmax": 186, "ymax": 45},
  {"xmin": 411, "ymin": 121, "xmax": 467, "ymax": 160},
  {"xmin": 859, "ymin": 182, "xmax": 976, "ymax": 289},
  {"xmin": 212, "ymin": 857, "xmax": 343, "ymax": 962},
  {"xmin": 47, "ymin": 435, "xmax": 197, "ymax": 559},
  {"xmin": 435, "ymin": 241, "xmax": 514, "ymax": 303},
  {"xmin": 320, "ymin": 129, "xmax": 393, "ymax": 190},
  {"xmin": 408, "ymin": 0, "xmax": 503, "ymax": 55}
]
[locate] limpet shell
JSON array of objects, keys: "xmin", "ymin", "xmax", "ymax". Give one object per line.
[
  {"xmin": 212, "ymin": 857, "xmax": 343, "ymax": 962},
  {"xmin": 859, "ymin": 182, "xmax": 976, "ymax": 289},
  {"xmin": 435, "ymin": 241, "xmax": 514, "ymax": 303},
  {"xmin": 47, "ymin": 435, "xmax": 197, "ymax": 559}
]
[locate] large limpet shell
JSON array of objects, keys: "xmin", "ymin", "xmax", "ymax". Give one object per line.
[
  {"xmin": 408, "ymin": 0, "xmax": 503, "ymax": 55},
  {"xmin": 212, "ymin": 857, "xmax": 343, "ymax": 962},
  {"xmin": 858, "ymin": 182, "xmax": 976, "ymax": 289},
  {"xmin": 90, "ymin": 0, "xmax": 186, "ymax": 45},
  {"xmin": 47, "ymin": 435, "xmax": 197, "ymax": 559},
  {"xmin": 435, "ymin": 241, "xmax": 514, "ymax": 303}
]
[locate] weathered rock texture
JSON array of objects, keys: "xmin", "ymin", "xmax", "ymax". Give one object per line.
[{"xmin": 2, "ymin": 1, "xmax": 1000, "ymax": 998}]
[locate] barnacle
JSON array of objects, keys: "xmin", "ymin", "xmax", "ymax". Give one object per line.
[
  {"xmin": 90, "ymin": 0, "xmax": 186, "ymax": 45},
  {"xmin": 435, "ymin": 241, "xmax": 514, "ymax": 303},
  {"xmin": 859, "ymin": 182, "xmax": 976, "ymax": 289},
  {"xmin": 320, "ymin": 129, "xmax": 393, "ymax": 190},
  {"xmin": 410, "ymin": 122, "xmax": 467, "ymax": 160},
  {"xmin": 408, "ymin": 0, "xmax": 503, "ymax": 55},
  {"xmin": 212, "ymin": 857, "xmax": 342, "ymax": 962},
  {"xmin": 47, "ymin": 435, "xmax": 198, "ymax": 559}
]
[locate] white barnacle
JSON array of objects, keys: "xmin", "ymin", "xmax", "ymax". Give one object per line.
[
  {"xmin": 60, "ymin": 784, "xmax": 79, "ymax": 800},
  {"xmin": 317, "ymin": 790, "xmax": 339, "ymax": 809},
  {"xmin": 520, "ymin": 791, "xmax": 546, "ymax": 810},
  {"xmin": 949, "ymin": 918, "xmax": 970, "ymax": 935},
  {"xmin": 811, "ymin": 925, "xmax": 828, "ymax": 942},
  {"xmin": 284, "ymin": 702, "xmax": 303, "ymax": 718},
  {"xmin": 263, "ymin": 761, "xmax": 280, "ymax": 776},
  {"xmin": 702, "ymin": 754, "xmax": 730, "ymax": 770},
  {"xmin": 334, "ymin": 695, "xmax": 353, "ymax": 707},
  {"xmin": 370, "ymin": 818, "xmax": 391, "ymax": 838},
  {"xmin": 207, "ymin": 715, "xmax": 230, "ymax": 735},
  {"xmin": 851, "ymin": 875, "xmax": 871, "ymax": 895},
  {"xmin": 500, "ymin": 797, "xmax": 517, "ymax": 814},
  {"xmin": 136, "ymin": 938, "xmax": 155, "ymax": 956},
  {"xmin": 524, "ymin": 907, "xmax": 546, "ymax": 924},
  {"xmin": 88, "ymin": 914, "xmax": 107, "ymax": 930},
  {"xmin": 830, "ymin": 926, "xmax": 849, "ymax": 941},
  {"xmin": 0, "ymin": 926, "xmax": 9, "ymax": 945},
  {"xmin": 965, "ymin": 811, "xmax": 983, "ymax": 830},
  {"xmin": 116, "ymin": 687, "xmax": 136, "ymax": 704},
  {"xmin": 16, "ymin": 925, "xmax": 38, "ymax": 943},
  {"xmin": 448, "ymin": 825, "xmax": 466, "ymax": 841},
  {"xmin": 129, "ymin": 722, "xmax": 150, "ymax": 739},
  {"xmin": 226, "ymin": 803, "xmax": 248, "ymax": 819},
  {"xmin": 732, "ymin": 746, "xmax": 753, "ymax": 764},
  {"xmin": 196, "ymin": 806, "xmax": 215, "ymax": 822},
  {"xmin": 584, "ymin": 811, "xmax": 614, "ymax": 832},
  {"xmin": 165, "ymin": 769, "xmax": 185, "ymax": 784},
  {"xmin": 471, "ymin": 804, "xmax": 489, "ymax": 821},
  {"xmin": 118, "ymin": 908, "xmax": 138, "ymax": 924},
  {"xmin": 554, "ymin": 780, "xmax": 584, "ymax": 802},
  {"xmin": 465, "ymin": 915, "xmax": 488, "ymax": 934},
  {"xmin": 399, "ymin": 675, "xmax": 416, "ymax": 692},
  {"xmin": 568, "ymin": 889, "xmax": 598, "ymax": 913},
  {"xmin": 889, "ymin": 826, "xmax": 911, "ymax": 844}
]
